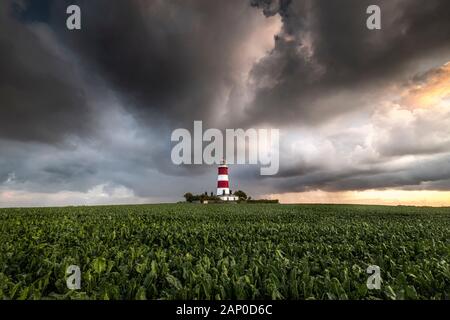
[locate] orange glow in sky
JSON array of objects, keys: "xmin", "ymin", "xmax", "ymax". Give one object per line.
[
  {"xmin": 267, "ymin": 189, "xmax": 450, "ymax": 207},
  {"xmin": 401, "ymin": 62, "xmax": 450, "ymax": 109}
]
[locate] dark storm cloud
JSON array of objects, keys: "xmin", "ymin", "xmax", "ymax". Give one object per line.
[
  {"xmin": 243, "ymin": 0, "xmax": 450, "ymax": 126},
  {"xmin": 45, "ymin": 0, "xmax": 269, "ymax": 130},
  {"xmin": 1, "ymin": 0, "xmax": 271, "ymax": 136},
  {"xmin": 0, "ymin": 0, "xmax": 95, "ymax": 143}
]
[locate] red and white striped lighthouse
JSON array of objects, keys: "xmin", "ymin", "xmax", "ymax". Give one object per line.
[
  {"xmin": 216, "ymin": 159, "xmax": 239, "ymax": 201},
  {"xmin": 217, "ymin": 159, "xmax": 230, "ymax": 196}
]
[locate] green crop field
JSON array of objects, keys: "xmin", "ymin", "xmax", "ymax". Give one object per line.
[{"xmin": 0, "ymin": 204, "xmax": 449, "ymax": 300}]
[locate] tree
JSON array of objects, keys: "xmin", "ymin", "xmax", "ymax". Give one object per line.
[
  {"xmin": 234, "ymin": 190, "xmax": 247, "ymax": 200},
  {"xmin": 184, "ymin": 192, "xmax": 194, "ymax": 203}
]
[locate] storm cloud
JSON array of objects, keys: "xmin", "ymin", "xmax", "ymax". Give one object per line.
[
  {"xmin": 0, "ymin": 1, "xmax": 95, "ymax": 143},
  {"xmin": 241, "ymin": 0, "xmax": 450, "ymax": 126}
]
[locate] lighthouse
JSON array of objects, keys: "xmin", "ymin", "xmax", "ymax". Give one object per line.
[{"xmin": 217, "ymin": 160, "xmax": 239, "ymax": 201}]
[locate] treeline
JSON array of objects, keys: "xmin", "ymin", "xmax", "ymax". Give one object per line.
[
  {"xmin": 183, "ymin": 191, "xmax": 278, "ymax": 204},
  {"xmin": 183, "ymin": 192, "xmax": 220, "ymax": 203}
]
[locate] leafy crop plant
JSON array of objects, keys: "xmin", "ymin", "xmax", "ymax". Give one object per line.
[{"xmin": 0, "ymin": 204, "xmax": 448, "ymax": 300}]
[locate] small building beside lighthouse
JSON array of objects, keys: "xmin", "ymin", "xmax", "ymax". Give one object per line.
[{"xmin": 217, "ymin": 160, "xmax": 239, "ymax": 201}]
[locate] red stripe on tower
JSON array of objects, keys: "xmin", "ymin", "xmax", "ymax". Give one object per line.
[
  {"xmin": 218, "ymin": 167, "xmax": 228, "ymax": 175},
  {"xmin": 217, "ymin": 180, "xmax": 229, "ymax": 188}
]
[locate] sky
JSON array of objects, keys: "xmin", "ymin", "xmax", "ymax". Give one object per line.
[{"xmin": 1, "ymin": 0, "xmax": 450, "ymax": 207}]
